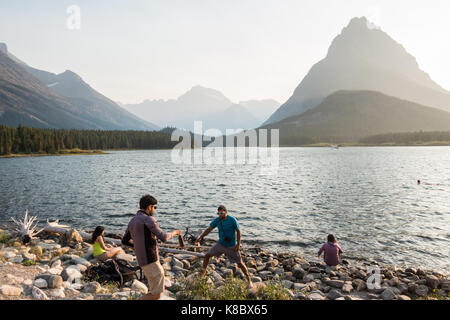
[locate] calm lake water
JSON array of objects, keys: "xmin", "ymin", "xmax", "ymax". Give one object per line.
[{"xmin": 1, "ymin": 147, "xmax": 449, "ymax": 272}]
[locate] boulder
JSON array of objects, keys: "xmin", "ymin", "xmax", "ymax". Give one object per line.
[
  {"xmin": 49, "ymin": 288, "xmax": 66, "ymax": 298},
  {"xmin": 34, "ymin": 278, "xmax": 48, "ymax": 289},
  {"xmin": 415, "ymin": 285, "xmax": 429, "ymax": 297},
  {"xmin": 0, "ymin": 284, "xmax": 23, "ymax": 296},
  {"xmin": 352, "ymin": 279, "xmax": 366, "ymax": 291},
  {"xmin": 381, "ymin": 288, "xmax": 396, "ymax": 300},
  {"xmin": 342, "ymin": 281, "xmax": 353, "ymax": 294},
  {"xmin": 83, "ymin": 282, "xmax": 102, "ymax": 294},
  {"xmin": 425, "ymin": 275, "xmax": 439, "ymax": 289},
  {"xmin": 293, "ymin": 267, "xmax": 306, "ymax": 280},
  {"xmin": 59, "ymin": 229, "xmax": 83, "ymax": 247},
  {"xmin": 325, "ymin": 280, "xmax": 344, "ymax": 289},
  {"xmin": 31, "ymin": 286, "xmax": 49, "ymax": 300},
  {"xmin": 326, "ymin": 289, "xmax": 343, "ymax": 300},
  {"xmin": 131, "ymin": 280, "xmax": 148, "ymax": 294}
]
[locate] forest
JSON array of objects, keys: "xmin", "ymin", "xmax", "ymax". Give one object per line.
[{"xmin": 0, "ymin": 125, "xmax": 178, "ymax": 155}]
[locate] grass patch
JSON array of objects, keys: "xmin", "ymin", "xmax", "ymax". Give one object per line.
[
  {"xmin": 22, "ymin": 259, "xmax": 36, "ymax": 266},
  {"xmin": 177, "ymin": 274, "xmax": 292, "ymax": 300},
  {"xmin": 418, "ymin": 289, "xmax": 450, "ymax": 300},
  {"xmin": 0, "ymin": 232, "xmax": 9, "ymax": 244}
]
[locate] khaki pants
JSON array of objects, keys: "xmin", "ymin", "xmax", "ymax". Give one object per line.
[{"xmin": 141, "ymin": 261, "xmax": 165, "ymax": 295}]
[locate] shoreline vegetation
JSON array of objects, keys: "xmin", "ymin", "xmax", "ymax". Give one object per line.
[
  {"xmin": 2, "ymin": 125, "xmax": 450, "ymax": 157},
  {"xmin": 0, "ymin": 226, "xmax": 448, "ymax": 300}
]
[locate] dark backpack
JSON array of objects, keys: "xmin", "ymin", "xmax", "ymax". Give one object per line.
[{"xmin": 86, "ymin": 258, "xmax": 143, "ymax": 287}]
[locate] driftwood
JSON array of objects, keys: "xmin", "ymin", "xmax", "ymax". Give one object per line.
[
  {"xmin": 10, "ymin": 210, "xmax": 45, "ymax": 243},
  {"xmin": 43, "ymin": 220, "xmax": 205, "ymax": 257}
]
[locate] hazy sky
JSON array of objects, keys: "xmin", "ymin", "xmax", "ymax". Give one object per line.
[{"xmin": 1, "ymin": 0, "xmax": 449, "ymax": 104}]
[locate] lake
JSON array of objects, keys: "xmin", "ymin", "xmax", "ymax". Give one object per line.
[{"xmin": 1, "ymin": 147, "xmax": 449, "ymax": 272}]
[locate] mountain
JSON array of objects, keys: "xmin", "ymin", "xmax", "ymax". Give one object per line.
[
  {"xmin": 238, "ymin": 99, "xmax": 280, "ymax": 123},
  {"xmin": 0, "ymin": 43, "xmax": 159, "ymax": 130},
  {"xmin": 265, "ymin": 17, "xmax": 450, "ymax": 124},
  {"xmin": 262, "ymin": 90, "xmax": 450, "ymax": 145},
  {"xmin": 124, "ymin": 86, "xmax": 279, "ymax": 132},
  {"xmin": 202, "ymin": 104, "xmax": 261, "ymax": 134},
  {"xmin": 0, "ymin": 50, "xmax": 100, "ymax": 129}
]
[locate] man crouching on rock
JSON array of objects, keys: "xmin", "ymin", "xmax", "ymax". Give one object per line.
[
  {"xmin": 122, "ymin": 194, "xmax": 181, "ymax": 300},
  {"xmin": 195, "ymin": 205, "xmax": 253, "ymax": 288}
]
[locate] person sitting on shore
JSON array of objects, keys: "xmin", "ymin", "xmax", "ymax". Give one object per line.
[
  {"xmin": 317, "ymin": 234, "xmax": 344, "ymax": 266},
  {"xmin": 92, "ymin": 226, "xmax": 124, "ymax": 262},
  {"xmin": 195, "ymin": 205, "xmax": 253, "ymax": 288}
]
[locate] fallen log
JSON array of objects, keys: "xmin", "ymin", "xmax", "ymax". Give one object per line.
[{"xmin": 43, "ymin": 220, "xmax": 206, "ymax": 257}]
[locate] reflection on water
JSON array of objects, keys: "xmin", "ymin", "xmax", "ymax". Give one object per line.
[{"xmin": 1, "ymin": 147, "xmax": 449, "ymax": 272}]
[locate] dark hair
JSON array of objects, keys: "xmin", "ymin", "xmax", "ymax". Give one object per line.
[
  {"xmin": 140, "ymin": 194, "xmax": 157, "ymax": 210},
  {"xmin": 92, "ymin": 226, "xmax": 105, "ymax": 244},
  {"xmin": 327, "ymin": 234, "xmax": 337, "ymax": 243},
  {"xmin": 218, "ymin": 205, "xmax": 227, "ymax": 212}
]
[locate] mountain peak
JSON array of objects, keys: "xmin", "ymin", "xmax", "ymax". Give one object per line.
[{"xmin": 0, "ymin": 43, "xmax": 7, "ymax": 54}]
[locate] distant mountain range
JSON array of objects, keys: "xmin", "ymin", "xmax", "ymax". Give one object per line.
[
  {"xmin": 260, "ymin": 17, "xmax": 450, "ymax": 144},
  {"xmin": 123, "ymin": 86, "xmax": 280, "ymax": 133},
  {"xmin": 0, "ymin": 43, "xmax": 159, "ymax": 130},
  {"xmin": 263, "ymin": 90, "xmax": 450, "ymax": 144},
  {"xmin": 265, "ymin": 17, "xmax": 450, "ymax": 126}
]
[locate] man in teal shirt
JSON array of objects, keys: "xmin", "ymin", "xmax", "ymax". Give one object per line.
[{"xmin": 195, "ymin": 205, "xmax": 252, "ymax": 287}]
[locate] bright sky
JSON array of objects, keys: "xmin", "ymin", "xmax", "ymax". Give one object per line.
[{"xmin": 1, "ymin": 0, "xmax": 449, "ymax": 104}]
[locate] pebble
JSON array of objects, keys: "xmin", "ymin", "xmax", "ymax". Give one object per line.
[
  {"xmin": 0, "ymin": 284, "xmax": 23, "ymax": 296},
  {"xmin": 131, "ymin": 279, "xmax": 148, "ymax": 294},
  {"xmin": 32, "ymin": 286, "xmax": 49, "ymax": 300}
]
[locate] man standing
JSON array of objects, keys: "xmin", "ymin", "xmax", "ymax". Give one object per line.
[
  {"xmin": 122, "ymin": 194, "xmax": 181, "ymax": 300},
  {"xmin": 195, "ymin": 205, "xmax": 253, "ymax": 288}
]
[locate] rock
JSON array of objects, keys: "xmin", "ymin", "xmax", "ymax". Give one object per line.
[
  {"xmin": 211, "ymin": 271, "xmax": 224, "ymax": 283},
  {"xmin": 0, "ymin": 284, "xmax": 23, "ymax": 296},
  {"xmin": 303, "ymin": 274, "xmax": 315, "ymax": 282},
  {"xmin": 309, "ymin": 267, "xmax": 321, "ymax": 273},
  {"xmin": 292, "ymin": 267, "xmax": 306, "ymax": 280},
  {"xmin": 34, "ymin": 278, "xmax": 48, "ymax": 289},
  {"xmin": 49, "ymin": 288, "xmax": 66, "ymax": 298},
  {"xmin": 258, "ymin": 271, "xmax": 272, "ymax": 280},
  {"xmin": 308, "ymin": 291, "xmax": 325, "ymax": 300},
  {"xmin": 182, "ymin": 260, "xmax": 191, "ymax": 270},
  {"xmin": 71, "ymin": 257, "xmax": 91, "ymax": 267},
  {"xmin": 29, "ymin": 246, "xmax": 43, "ymax": 257},
  {"xmin": 59, "ymin": 228, "xmax": 83, "ymax": 247},
  {"xmin": 366, "ymin": 293, "xmax": 380, "ymax": 300},
  {"xmin": 342, "ymin": 281, "xmax": 353, "ymax": 294},
  {"xmin": 354, "ymin": 269, "xmax": 367, "ymax": 279},
  {"xmin": 398, "ymin": 295, "xmax": 411, "ymax": 300},
  {"xmin": 51, "ymin": 259, "xmax": 62, "ymax": 269},
  {"xmin": 293, "ymin": 283, "xmax": 309, "ymax": 291},
  {"xmin": 131, "ymin": 280, "xmax": 148, "ymax": 294},
  {"xmin": 425, "ymin": 275, "xmax": 439, "ymax": 289},
  {"xmin": 23, "ymin": 279, "xmax": 33, "ymax": 286},
  {"xmin": 408, "ymin": 283, "xmax": 418, "ymax": 293},
  {"xmin": 62, "ymin": 266, "xmax": 82, "ymax": 282},
  {"xmin": 69, "ymin": 283, "xmax": 83, "ymax": 290},
  {"xmin": 22, "ymin": 252, "xmax": 37, "ymax": 261},
  {"xmin": 116, "ymin": 253, "xmax": 134, "ymax": 263},
  {"xmin": 48, "ymin": 267, "xmax": 63, "ymax": 275},
  {"xmin": 441, "ymin": 280, "xmax": 450, "ymax": 291},
  {"xmin": 415, "ymin": 285, "xmax": 429, "ymax": 297},
  {"xmin": 405, "ymin": 268, "xmax": 416, "ymax": 275},
  {"xmin": 282, "ymin": 280, "xmax": 293, "ymax": 289},
  {"xmin": 381, "ymin": 288, "xmax": 396, "ymax": 300},
  {"xmin": 32, "ymin": 286, "xmax": 49, "ymax": 300},
  {"xmin": 325, "ymin": 280, "xmax": 344, "ymax": 289},
  {"xmin": 10, "ymin": 256, "xmax": 23, "ymax": 264},
  {"xmin": 172, "ymin": 258, "xmax": 184, "ymax": 269},
  {"xmin": 416, "ymin": 269, "xmax": 426, "ymax": 276},
  {"xmin": 326, "ymin": 289, "xmax": 343, "ymax": 300},
  {"xmin": 352, "ymin": 278, "xmax": 366, "ymax": 291},
  {"xmin": 83, "ymin": 282, "xmax": 102, "ymax": 294}
]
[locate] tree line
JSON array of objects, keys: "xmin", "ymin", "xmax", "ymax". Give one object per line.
[
  {"xmin": 359, "ymin": 131, "xmax": 450, "ymax": 145},
  {"xmin": 0, "ymin": 125, "xmax": 179, "ymax": 155}
]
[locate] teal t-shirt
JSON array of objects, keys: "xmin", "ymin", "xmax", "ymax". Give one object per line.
[{"xmin": 210, "ymin": 215, "xmax": 239, "ymax": 247}]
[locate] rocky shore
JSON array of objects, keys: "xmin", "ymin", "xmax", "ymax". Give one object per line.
[{"xmin": 0, "ymin": 227, "xmax": 448, "ymax": 300}]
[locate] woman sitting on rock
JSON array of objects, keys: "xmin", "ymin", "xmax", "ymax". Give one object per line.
[
  {"xmin": 317, "ymin": 234, "xmax": 344, "ymax": 266},
  {"xmin": 92, "ymin": 226, "xmax": 124, "ymax": 262}
]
